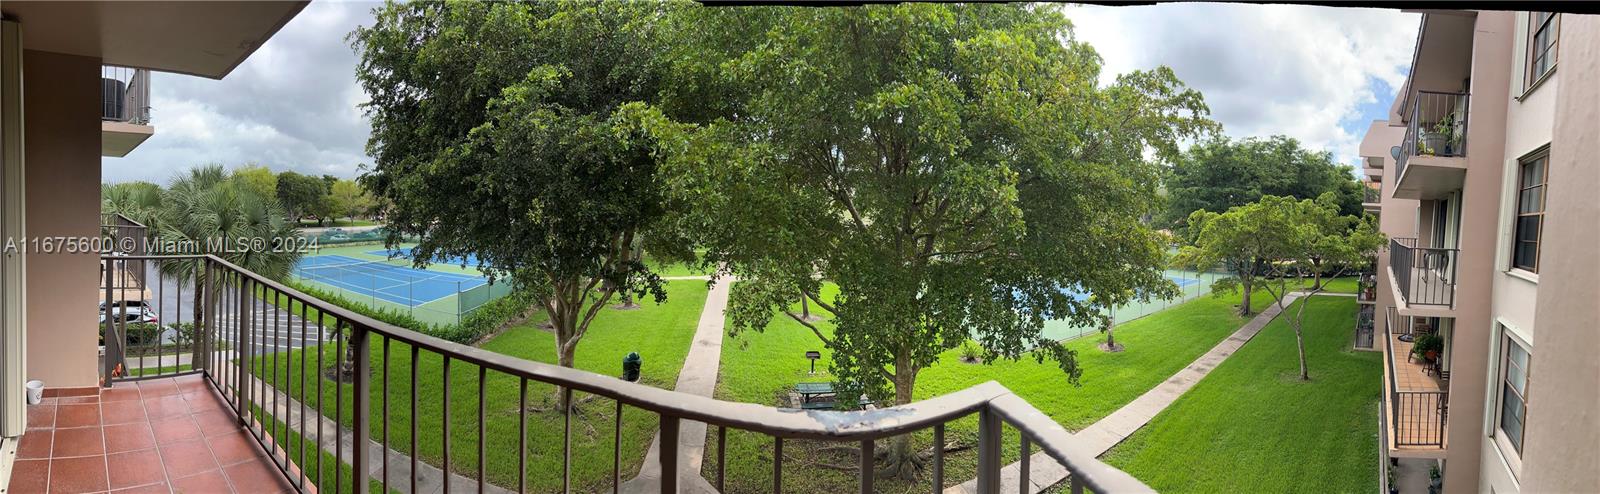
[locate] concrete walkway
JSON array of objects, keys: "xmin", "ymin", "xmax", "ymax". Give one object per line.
[
  {"xmin": 946, "ymin": 292, "xmax": 1306, "ymax": 494},
  {"xmin": 618, "ymin": 278, "xmax": 732, "ymax": 493}
]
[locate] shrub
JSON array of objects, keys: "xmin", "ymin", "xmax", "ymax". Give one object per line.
[{"xmin": 277, "ymin": 277, "xmax": 535, "ymax": 345}]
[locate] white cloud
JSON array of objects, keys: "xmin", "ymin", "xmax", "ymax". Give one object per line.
[
  {"xmin": 104, "ymin": 2, "xmax": 1418, "ymax": 184},
  {"xmin": 102, "ymin": 1, "xmax": 380, "ymax": 183},
  {"xmin": 1065, "ymin": 3, "xmax": 1418, "ymax": 167}
]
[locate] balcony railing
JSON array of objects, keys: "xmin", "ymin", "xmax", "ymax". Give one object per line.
[
  {"xmin": 1354, "ymin": 304, "xmax": 1375, "ymax": 350},
  {"xmin": 100, "ymin": 253, "xmax": 1154, "ymax": 494},
  {"xmin": 102, "ymin": 65, "xmax": 151, "ymax": 125},
  {"xmin": 1396, "ymin": 90, "xmax": 1469, "ymax": 181},
  {"xmin": 1362, "ymin": 180, "xmax": 1381, "ymax": 204},
  {"xmin": 1383, "ymin": 307, "xmax": 1448, "ymax": 448},
  {"xmin": 1389, "ymin": 237, "xmax": 1457, "ymax": 307}
]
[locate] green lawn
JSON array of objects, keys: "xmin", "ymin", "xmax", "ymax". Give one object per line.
[
  {"xmin": 1100, "ymin": 295, "xmax": 1380, "ymax": 492},
  {"xmin": 705, "ymin": 284, "xmax": 1283, "ymax": 493},
  {"xmin": 250, "ymin": 279, "xmax": 709, "ymax": 493}
]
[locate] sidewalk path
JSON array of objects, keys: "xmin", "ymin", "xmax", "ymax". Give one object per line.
[
  {"xmin": 619, "ymin": 278, "xmax": 732, "ymax": 493},
  {"xmin": 947, "ymin": 292, "xmax": 1306, "ymax": 494}
]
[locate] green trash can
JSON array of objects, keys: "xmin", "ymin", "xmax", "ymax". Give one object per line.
[{"xmin": 622, "ymin": 352, "xmax": 641, "ymax": 382}]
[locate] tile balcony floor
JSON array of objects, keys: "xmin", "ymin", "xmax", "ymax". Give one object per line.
[
  {"xmin": 10, "ymin": 375, "xmax": 299, "ymax": 494},
  {"xmin": 1389, "ymin": 335, "xmax": 1449, "ymax": 451}
]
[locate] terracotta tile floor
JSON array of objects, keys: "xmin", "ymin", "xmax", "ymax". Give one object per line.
[{"xmin": 10, "ymin": 375, "xmax": 298, "ymax": 494}]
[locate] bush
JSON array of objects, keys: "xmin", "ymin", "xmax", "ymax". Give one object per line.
[{"xmin": 277, "ymin": 277, "xmax": 535, "ymax": 345}]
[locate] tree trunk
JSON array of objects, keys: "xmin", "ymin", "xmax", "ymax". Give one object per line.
[
  {"xmin": 1293, "ymin": 297, "xmax": 1311, "ymax": 380},
  {"xmin": 879, "ymin": 356, "xmax": 923, "ymax": 480},
  {"xmin": 555, "ymin": 337, "xmax": 578, "ymax": 411},
  {"xmin": 1239, "ymin": 274, "xmax": 1254, "ymax": 316}
]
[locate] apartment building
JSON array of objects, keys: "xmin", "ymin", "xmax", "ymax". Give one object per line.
[
  {"xmin": 1359, "ymin": 10, "xmax": 1599, "ymax": 494},
  {"xmin": 0, "ymin": 3, "xmax": 1156, "ymax": 494}
]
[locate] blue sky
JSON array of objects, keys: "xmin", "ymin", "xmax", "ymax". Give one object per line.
[{"xmin": 102, "ymin": 2, "xmax": 1419, "ymax": 183}]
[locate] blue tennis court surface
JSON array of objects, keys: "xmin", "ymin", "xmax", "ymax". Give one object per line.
[
  {"xmin": 366, "ymin": 248, "xmax": 486, "ymax": 267},
  {"xmin": 294, "ymin": 255, "xmax": 487, "ymax": 306}
]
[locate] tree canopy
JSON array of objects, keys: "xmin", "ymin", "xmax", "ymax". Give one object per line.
[
  {"xmin": 351, "ymin": 1, "xmax": 691, "ymax": 387},
  {"xmin": 1176, "ymin": 194, "xmax": 1382, "ymax": 378},
  {"xmin": 275, "ymin": 171, "xmax": 330, "ymax": 223},
  {"xmin": 658, "ymin": 3, "xmax": 1213, "ymax": 475},
  {"xmin": 1160, "ymin": 135, "xmax": 1363, "ymax": 229}
]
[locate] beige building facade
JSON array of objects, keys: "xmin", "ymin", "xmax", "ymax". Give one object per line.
[{"xmin": 1360, "ymin": 9, "xmax": 1599, "ymax": 494}]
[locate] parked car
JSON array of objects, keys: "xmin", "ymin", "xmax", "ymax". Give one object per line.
[
  {"xmin": 99, "ymin": 299, "xmax": 151, "ymax": 313},
  {"xmin": 99, "ymin": 306, "xmax": 158, "ymax": 325}
]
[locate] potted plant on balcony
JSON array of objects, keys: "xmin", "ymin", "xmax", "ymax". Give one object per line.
[
  {"xmin": 1418, "ymin": 113, "xmax": 1458, "ymax": 156},
  {"xmin": 1428, "ymin": 465, "xmax": 1442, "ymax": 494},
  {"xmin": 1411, "ymin": 333, "xmax": 1444, "ymax": 363}
]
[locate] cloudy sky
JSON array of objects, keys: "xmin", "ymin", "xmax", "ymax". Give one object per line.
[{"xmin": 101, "ymin": 2, "xmax": 1419, "ymax": 184}]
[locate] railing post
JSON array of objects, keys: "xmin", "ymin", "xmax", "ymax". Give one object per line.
[
  {"xmin": 102, "ymin": 257, "xmax": 119, "ymax": 387},
  {"xmin": 352, "ymin": 323, "xmax": 372, "ymax": 493},
  {"xmin": 977, "ymin": 406, "xmax": 1002, "ymax": 494},
  {"xmin": 659, "ymin": 415, "xmax": 679, "ymax": 494},
  {"xmin": 236, "ymin": 276, "xmax": 252, "ymax": 425},
  {"xmin": 191, "ymin": 258, "xmax": 210, "ymax": 373}
]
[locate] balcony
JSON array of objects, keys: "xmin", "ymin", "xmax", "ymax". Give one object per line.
[
  {"xmin": 1382, "ymin": 308, "xmax": 1448, "ymax": 456},
  {"xmin": 1393, "ymin": 91, "xmax": 1468, "ymax": 200},
  {"xmin": 1361, "ymin": 180, "xmax": 1381, "ymax": 213},
  {"xmin": 102, "ymin": 65, "xmax": 154, "ymax": 157},
  {"xmin": 1387, "ymin": 238, "xmax": 1457, "ymax": 316},
  {"xmin": 80, "ymin": 253, "xmax": 1153, "ymax": 494}
]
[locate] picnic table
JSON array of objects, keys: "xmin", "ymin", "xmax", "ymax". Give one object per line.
[{"xmin": 795, "ymin": 382, "xmax": 836, "ymax": 409}]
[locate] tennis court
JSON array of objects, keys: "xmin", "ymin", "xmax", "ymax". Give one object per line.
[
  {"xmin": 294, "ymin": 255, "xmax": 487, "ymax": 307},
  {"xmin": 1041, "ymin": 269, "xmax": 1225, "ymax": 342},
  {"xmin": 365, "ymin": 248, "xmax": 487, "ymax": 268}
]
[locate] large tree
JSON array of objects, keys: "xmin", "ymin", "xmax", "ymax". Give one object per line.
[
  {"xmin": 275, "ymin": 171, "xmax": 328, "ymax": 224},
  {"xmin": 1160, "ymin": 135, "xmax": 1363, "ymax": 229},
  {"xmin": 352, "ymin": 1, "xmax": 690, "ymax": 407},
  {"xmin": 326, "ymin": 179, "xmax": 373, "ymax": 221},
  {"xmin": 662, "ymin": 4, "xmax": 1213, "ymax": 476},
  {"xmin": 1177, "ymin": 194, "xmax": 1382, "ymax": 378}
]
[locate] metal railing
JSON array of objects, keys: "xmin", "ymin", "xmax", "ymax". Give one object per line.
[
  {"xmin": 1389, "ymin": 238, "xmax": 1457, "ymax": 307},
  {"xmin": 101, "ymin": 253, "xmax": 1154, "ymax": 494},
  {"xmin": 1383, "ymin": 307, "xmax": 1448, "ymax": 448},
  {"xmin": 1362, "ymin": 181, "xmax": 1381, "ymax": 204},
  {"xmin": 1354, "ymin": 305, "xmax": 1375, "ymax": 350},
  {"xmin": 1397, "ymin": 90, "xmax": 1469, "ymax": 181},
  {"xmin": 102, "ymin": 65, "xmax": 151, "ymax": 125}
]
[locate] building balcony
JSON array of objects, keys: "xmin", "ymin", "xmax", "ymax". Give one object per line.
[
  {"xmin": 60, "ymin": 250, "xmax": 1154, "ymax": 494},
  {"xmin": 1382, "ymin": 308, "xmax": 1449, "ymax": 457},
  {"xmin": 102, "ymin": 65, "xmax": 154, "ymax": 157},
  {"xmin": 1386, "ymin": 238, "xmax": 1457, "ymax": 318},
  {"xmin": 1393, "ymin": 91, "xmax": 1468, "ymax": 200},
  {"xmin": 1361, "ymin": 180, "xmax": 1382, "ymax": 213},
  {"xmin": 9, "ymin": 375, "xmax": 301, "ymax": 494}
]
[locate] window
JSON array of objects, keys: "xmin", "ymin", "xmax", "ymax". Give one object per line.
[
  {"xmin": 1497, "ymin": 335, "xmax": 1530, "ymax": 454},
  {"xmin": 1527, "ymin": 12, "xmax": 1559, "ymax": 86},
  {"xmin": 1512, "ymin": 152, "xmax": 1547, "ymax": 272}
]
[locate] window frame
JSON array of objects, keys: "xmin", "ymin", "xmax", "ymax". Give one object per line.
[
  {"xmin": 1494, "ymin": 333, "xmax": 1531, "ymax": 460},
  {"xmin": 1511, "ymin": 150, "xmax": 1547, "ymax": 273},
  {"xmin": 1526, "ymin": 12, "xmax": 1560, "ymax": 89}
]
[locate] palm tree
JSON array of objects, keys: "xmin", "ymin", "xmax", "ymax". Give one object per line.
[{"xmin": 157, "ymin": 165, "xmax": 304, "ymax": 342}]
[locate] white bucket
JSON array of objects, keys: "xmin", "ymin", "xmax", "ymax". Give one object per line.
[{"xmin": 25, "ymin": 380, "xmax": 44, "ymax": 405}]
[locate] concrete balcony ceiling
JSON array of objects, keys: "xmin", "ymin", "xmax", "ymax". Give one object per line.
[{"xmin": 2, "ymin": 1, "xmax": 308, "ymax": 79}]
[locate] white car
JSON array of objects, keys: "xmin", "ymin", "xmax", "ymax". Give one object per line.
[{"xmin": 99, "ymin": 306, "xmax": 158, "ymax": 325}]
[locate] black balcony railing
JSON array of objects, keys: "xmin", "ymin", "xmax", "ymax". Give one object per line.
[
  {"xmin": 100, "ymin": 253, "xmax": 1154, "ymax": 494},
  {"xmin": 1362, "ymin": 181, "xmax": 1381, "ymax": 204},
  {"xmin": 1384, "ymin": 307, "xmax": 1448, "ymax": 448},
  {"xmin": 1397, "ymin": 90, "xmax": 1469, "ymax": 181},
  {"xmin": 1354, "ymin": 304, "xmax": 1375, "ymax": 350},
  {"xmin": 1389, "ymin": 237, "xmax": 1457, "ymax": 307}
]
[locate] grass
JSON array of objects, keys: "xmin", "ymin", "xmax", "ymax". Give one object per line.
[
  {"xmin": 1099, "ymin": 295, "xmax": 1380, "ymax": 492},
  {"xmin": 249, "ymin": 279, "xmax": 709, "ymax": 493},
  {"xmin": 705, "ymin": 284, "xmax": 1285, "ymax": 493}
]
